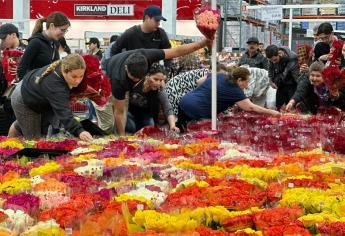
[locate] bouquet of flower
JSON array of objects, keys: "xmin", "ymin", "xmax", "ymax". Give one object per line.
[
  {"xmin": 329, "ymin": 39, "xmax": 344, "ymax": 66},
  {"xmin": 1, "ymin": 49, "xmax": 24, "ymax": 84},
  {"xmin": 322, "ymin": 65, "xmax": 345, "ymax": 91},
  {"xmin": 317, "ymin": 222, "xmax": 345, "ymax": 235},
  {"xmin": 3, "ymin": 193, "xmax": 40, "ymax": 217},
  {"xmin": 194, "ymin": 4, "xmax": 220, "ymax": 40},
  {"xmin": 70, "ymin": 55, "xmax": 111, "ymax": 106}
]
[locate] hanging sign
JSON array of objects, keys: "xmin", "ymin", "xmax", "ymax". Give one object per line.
[{"xmin": 261, "ymin": 7, "xmax": 283, "ymax": 21}]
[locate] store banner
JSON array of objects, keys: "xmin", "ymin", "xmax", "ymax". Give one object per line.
[
  {"xmin": 30, "ymin": 0, "xmax": 202, "ymax": 20},
  {"xmin": 107, "ymin": 5, "xmax": 134, "ymax": 16},
  {"xmin": 260, "ymin": 7, "xmax": 283, "ymax": 21},
  {"xmin": 74, "ymin": 5, "xmax": 108, "ymax": 16},
  {"xmin": 74, "ymin": 4, "xmax": 134, "ymax": 16}
]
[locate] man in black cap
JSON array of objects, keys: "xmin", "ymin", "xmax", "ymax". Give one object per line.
[
  {"xmin": 110, "ymin": 5, "xmax": 171, "ymax": 57},
  {"xmin": 97, "ymin": 5, "xmax": 171, "ymax": 134},
  {"xmin": 86, "ymin": 37, "xmax": 103, "ymax": 60},
  {"xmin": 239, "ymin": 37, "xmax": 268, "ymax": 70},
  {"xmin": 0, "ymin": 23, "xmax": 26, "ymax": 51}
]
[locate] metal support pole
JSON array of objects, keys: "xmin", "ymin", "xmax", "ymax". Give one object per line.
[
  {"xmin": 223, "ymin": 0, "xmax": 228, "ymax": 48},
  {"xmin": 289, "ymin": 8, "xmax": 293, "ymax": 49},
  {"xmin": 239, "ymin": 0, "xmax": 243, "ymax": 51},
  {"xmin": 211, "ymin": 0, "xmax": 217, "ymax": 131},
  {"xmin": 161, "ymin": 0, "xmax": 177, "ymax": 38}
]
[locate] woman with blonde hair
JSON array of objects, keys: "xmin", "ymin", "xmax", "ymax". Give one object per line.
[
  {"xmin": 17, "ymin": 11, "xmax": 70, "ymax": 80},
  {"xmin": 10, "ymin": 54, "xmax": 93, "ymax": 142}
]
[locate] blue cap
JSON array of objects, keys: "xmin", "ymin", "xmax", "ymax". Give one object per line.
[{"xmin": 144, "ymin": 5, "xmax": 167, "ymax": 21}]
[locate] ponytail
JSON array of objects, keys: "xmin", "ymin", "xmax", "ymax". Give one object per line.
[
  {"xmin": 35, "ymin": 54, "xmax": 85, "ymax": 84},
  {"xmin": 31, "ymin": 18, "xmax": 47, "ymax": 36},
  {"xmin": 35, "ymin": 60, "xmax": 62, "ymax": 84}
]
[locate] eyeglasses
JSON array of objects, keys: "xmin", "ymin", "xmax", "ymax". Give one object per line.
[
  {"xmin": 59, "ymin": 27, "xmax": 69, "ymax": 33},
  {"xmin": 319, "ymin": 34, "xmax": 331, "ymax": 41},
  {"xmin": 54, "ymin": 25, "xmax": 69, "ymax": 34}
]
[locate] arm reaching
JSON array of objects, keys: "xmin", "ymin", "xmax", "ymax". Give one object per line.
[{"xmin": 236, "ymin": 98, "xmax": 281, "ymax": 116}]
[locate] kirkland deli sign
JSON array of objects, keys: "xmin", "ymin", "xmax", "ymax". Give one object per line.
[{"xmin": 74, "ymin": 4, "xmax": 134, "ymax": 16}]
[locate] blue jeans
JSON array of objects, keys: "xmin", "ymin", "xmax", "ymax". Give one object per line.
[{"xmin": 125, "ymin": 111, "xmax": 154, "ymax": 134}]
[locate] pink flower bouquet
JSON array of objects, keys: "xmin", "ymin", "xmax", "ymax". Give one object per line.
[{"xmin": 194, "ymin": 5, "xmax": 220, "ymax": 40}]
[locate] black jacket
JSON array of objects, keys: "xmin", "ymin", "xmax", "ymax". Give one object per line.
[
  {"xmin": 239, "ymin": 51, "xmax": 269, "ymax": 70},
  {"xmin": 292, "ymin": 74, "xmax": 345, "ymax": 113},
  {"xmin": 268, "ymin": 47, "xmax": 300, "ymax": 87},
  {"xmin": 17, "ymin": 33, "xmax": 60, "ymax": 80},
  {"xmin": 110, "ymin": 25, "xmax": 171, "ymax": 56},
  {"xmin": 21, "ymin": 65, "xmax": 84, "ymax": 137}
]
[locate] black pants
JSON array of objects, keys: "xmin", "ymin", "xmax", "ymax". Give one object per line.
[
  {"xmin": 176, "ymin": 106, "xmax": 192, "ymax": 133},
  {"xmin": 0, "ymin": 98, "xmax": 15, "ymax": 136},
  {"xmin": 276, "ymin": 84, "xmax": 297, "ymax": 110}
]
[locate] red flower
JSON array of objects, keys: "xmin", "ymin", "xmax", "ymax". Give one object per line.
[
  {"xmin": 1, "ymin": 49, "xmax": 24, "ymax": 84},
  {"xmin": 253, "ymin": 206, "xmax": 303, "ymax": 230},
  {"xmin": 329, "ymin": 40, "xmax": 344, "ymax": 66},
  {"xmin": 223, "ymin": 214, "xmax": 254, "ymax": 232},
  {"xmin": 318, "ymin": 222, "xmax": 345, "ymax": 236},
  {"xmin": 322, "ymin": 65, "xmax": 342, "ymax": 90},
  {"xmin": 264, "ymin": 223, "xmax": 311, "ymax": 236},
  {"xmin": 70, "ymin": 55, "xmax": 111, "ymax": 106}
]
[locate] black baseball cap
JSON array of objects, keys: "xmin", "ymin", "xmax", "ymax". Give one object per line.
[
  {"xmin": 0, "ymin": 23, "xmax": 19, "ymax": 39},
  {"xmin": 246, "ymin": 37, "xmax": 259, "ymax": 44},
  {"xmin": 85, "ymin": 37, "xmax": 100, "ymax": 45},
  {"xmin": 144, "ymin": 5, "xmax": 167, "ymax": 21}
]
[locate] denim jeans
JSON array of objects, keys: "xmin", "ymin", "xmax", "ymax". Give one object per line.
[{"xmin": 125, "ymin": 111, "xmax": 154, "ymax": 134}]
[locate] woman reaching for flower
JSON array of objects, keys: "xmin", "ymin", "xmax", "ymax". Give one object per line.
[
  {"xmin": 126, "ymin": 64, "xmax": 179, "ymax": 133},
  {"xmin": 9, "ymin": 54, "xmax": 93, "ymax": 142}
]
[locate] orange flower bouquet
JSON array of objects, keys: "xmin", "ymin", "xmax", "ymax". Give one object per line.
[{"xmin": 194, "ymin": 4, "xmax": 220, "ymax": 40}]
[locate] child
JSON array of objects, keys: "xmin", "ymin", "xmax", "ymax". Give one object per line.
[{"xmin": 286, "ymin": 61, "xmax": 345, "ymax": 113}]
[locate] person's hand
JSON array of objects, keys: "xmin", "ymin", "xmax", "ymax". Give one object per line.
[
  {"xmin": 329, "ymin": 88, "xmax": 340, "ymax": 99},
  {"xmin": 204, "ymin": 38, "xmax": 213, "ymax": 48},
  {"xmin": 79, "ymin": 131, "xmax": 93, "ymax": 143},
  {"xmin": 300, "ymin": 64, "xmax": 309, "ymax": 73},
  {"xmin": 285, "ymin": 99, "xmax": 296, "ymax": 111},
  {"xmin": 270, "ymin": 83, "xmax": 278, "ymax": 90},
  {"xmin": 319, "ymin": 54, "xmax": 330, "ymax": 61},
  {"xmin": 170, "ymin": 126, "xmax": 180, "ymax": 133},
  {"xmin": 270, "ymin": 110, "xmax": 281, "ymax": 117}
]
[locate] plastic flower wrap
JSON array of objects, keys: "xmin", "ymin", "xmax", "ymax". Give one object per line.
[
  {"xmin": 70, "ymin": 55, "xmax": 111, "ymax": 106},
  {"xmin": 29, "ymin": 161, "xmax": 61, "ymax": 177},
  {"xmin": 317, "ymin": 222, "xmax": 345, "ymax": 235},
  {"xmin": 1, "ymin": 49, "xmax": 24, "ymax": 84},
  {"xmin": 35, "ymin": 139, "xmax": 77, "ymax": 151},
  {"xmin": 33, "ymin": 178, "xmax": 68, "ymax": 194},
  {"xmin": 194, "ymin": 4, "xmax": 220, "ymax": 40},
  {"xmin": 58, "ymin": 173, "xmax": 101, "ymax": 194},
  {"xmin": 322, "ymin": 65, "xmax": 345, "ymax": 91},
  {"xmin": 0, "ymin": 209, "xmax": 34, "ymax": 234},
  {"xmin": 22, "ymin": 220, "xmax": 66, "ymax": 236},
  {"xmin": 3, "ymin": 193, "xmax": 39, "ymax": 217},
  {"xmin": 0, "ymin": 138, "xmax": 24, "ymax": 150},
  {"xmin": 38, "ymin": 192, "xmax": 70, "ymax": 210},
  {"xmin": 73, "ymin": 159, "xmax": 104, "ymax": 178},
  {"xmin": 329, "ymin": 39, "xmax": 344, "ymax": 66},
  {"xmin": 0, "ymin": 178, "xmax": 32, "ymax": 195},
  {"xmin": 253, "ymin": 206, "xmax": 303, "ymax": 230}
]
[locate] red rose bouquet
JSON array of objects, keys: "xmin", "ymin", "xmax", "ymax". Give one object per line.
[
  {"xmin": 253, "ymin": 206, "xmax": 303, "ymax": 230},
  {"xmin": 1, "ymin": 49, "xmax": 23, "ymax": 84},
  {"xmin": 70, "ymin": 55, "xmax": 111, "ymax": 106},
  {"xmin": 318, "ymin": 222, "xmax": 345, "ymax": 236},
  {"xmin": 322, "ymin": 65, "xmax": 345, "ymax": 91},
  {"xmin": 194, "ymin": 3, "xmax": 220, "ymax": 40},
  {"xmin": 329, "ymin": 39, "xmax": 344, "ymax": 66}
]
